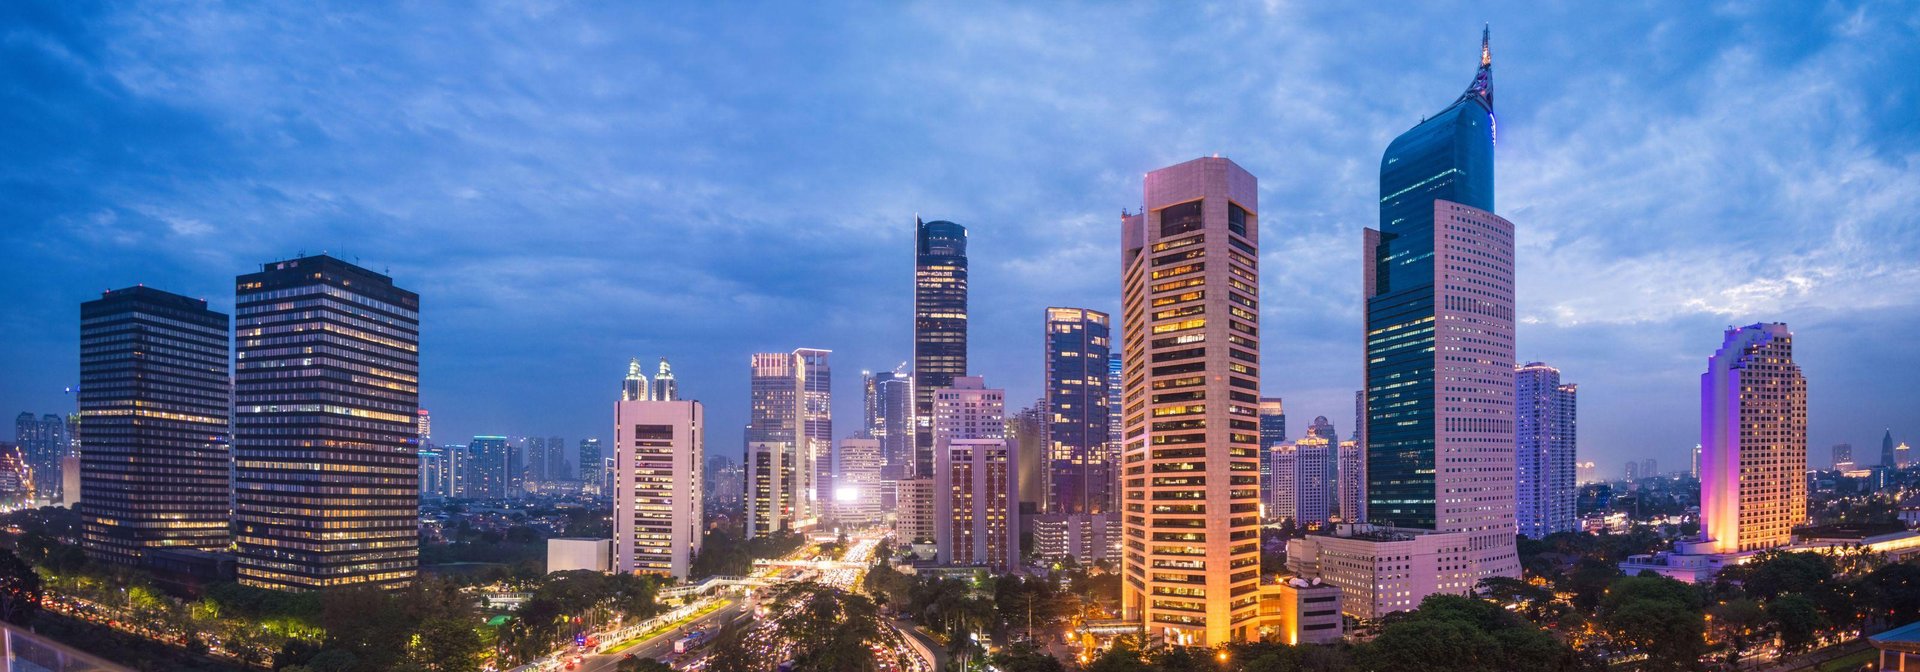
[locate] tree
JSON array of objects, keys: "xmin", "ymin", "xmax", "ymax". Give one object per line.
[
  {"xmin": 1709, "ymin": 597, "xmax": 1768, "ymax": 664},
  {"xmin": 0, "ymin": 549, "xmax": 42, "ymax": 626},
  {"xmin": 1597, "ymin": 576, "xmax": 1706, "ymax": 672},
  {"xmin": 1085, "ymin": 643, "xmax": 1150, "ymax": 672},
  {"xmin": 1767, "ymin": 593, "xmax": 1826, "ymax": 654},
  {"xmin": 617, "ymin": 657, "xmax": 675, "ymax": 672},
  {"xmin": 772, "ymin": 583, "xmax": 883, "ymax": 672},
  {"xmin": 1860, "ymin": 561, "xmax": 1920, "ymax": 626},
  {"xmin": 991, "ymin": 641, "xmax": 1065, "ymax": 672}
]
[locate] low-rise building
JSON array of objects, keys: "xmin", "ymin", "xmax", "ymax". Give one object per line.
[
  {"xmin": 1285, "ymin": 524, "xmax": 1494, "ymax": 621},
  {"xmin": 1870, "ymin": 620, "xmax": 1920, "ymax": 672},
  {"xmin": 547, "ymin": 538, "xmax": 613, "ymax": 573},
  {"xmin": 1257, "ymin": 576, "xmax": 1344, "ymax": 644}
]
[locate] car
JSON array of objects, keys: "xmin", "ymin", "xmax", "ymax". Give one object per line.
[{"xmin": 623, "ymin": 653, "xmax": 637, "ymax": 661}]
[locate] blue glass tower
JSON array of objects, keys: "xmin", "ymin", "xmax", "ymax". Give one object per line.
[{"xmin": 1365, "ymin": 28, "xmax": 1496, "ymax": 530}]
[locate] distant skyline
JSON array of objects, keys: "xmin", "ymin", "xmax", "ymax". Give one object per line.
[{"xmin": 4, "ymin": 3, "xmax": 1919, "ymax": 474}]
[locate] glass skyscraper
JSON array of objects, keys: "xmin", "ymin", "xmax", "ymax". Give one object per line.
[
  {"xmin": 77, "ymin": 286, "xmax": 232, "ymax": 566},
  {"xmin": 1043, "ymin": 307, "xmax": 1110, "ymax": 515},
  {"xmin": 913, "ymin": 218, "xmax": 968, "ymax": 478},
  {"xmin": 234, "ymin": 255, "xmax": 420, "ymax": 590}
]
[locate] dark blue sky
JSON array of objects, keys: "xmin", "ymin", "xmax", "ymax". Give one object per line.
[{"xmin": 5, "ymin": 2, "xmax": 1918, "ymax": 476}]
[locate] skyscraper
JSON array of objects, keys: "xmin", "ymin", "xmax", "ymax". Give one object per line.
[
  {"xmin": 932, "ymin": 376, "xmax": 1015, "ymax": 569},
  {"xmin": 833, "ymin": 437, "xmax": 883, "ymax": 526},
  {"xmin": 1898, "ymin": 442, "xmax": 1912, "ymax": 470},
  {"xmin": 1010, "ymin": 403, "xmax": 1047, "ymax": 517},
  {"xmin": 613, "ymin": 398, "xmax": 703, "ymax": 580},
  {"xmin": 579, "ymin": 438, "xmax": 605, "ymax": 492},
  {"xmin": 1699, "ymin": 323, "xmax": 1807, "ymax": 554},
  {"xmin": 745, "ymin": 349, "xmax": 829, "ymax": 537},
  {"xmin": 1044, "ymin": 307, "xmax": 1112, "ymax": 515},
  {"xmin": 234, "ymin": 255, "xmax": 419, "ymax": 590},
  {"xmin": 466, "ymin": 436, "xmax": 510, "ymax": 498},
  {"xmin": 1883, "ymin": 429, "xmax": 1897, "ymax": 469},
  {"xmin": 76, "ymin": 286, "xmax": 232, "ymax": 566},
  {"xmin": 653, "ymin": 357, "xmax": 679, "ymax": 401},
  {"xmin": 1305, "ymin": 416, "xmax": 1335, "ymax": 441},
  {"xmin": 1258, "ymin": 399, "xmax": 1285, "ymax": 516},
  {"xmin": 1292, "ymin": 29, "xmax": 1519, "ymax": 619},
  {"xmin": 1830, "ymin": 444, "xmax": 1854, "ymax": 471},
  {"xmin": 1336, "ymin": 440, "xmax": 1362, "ymax": 522},
  {"xmin": 1268, "ymin": 438, "xmax": 1337, "ymax": 529},
  {"xmin": 1119, "ymin": 156, "xmax": 1262, "ymax": 646},
  {"xmin": 1514, "ymin": 362, "xmax": 1578, "ymax": 539},
  {"xmin": 1642, "ymin": 458, "xmax": 1658, "ymax": 479},
  {"xmin": 416, "ymin": 409, "xmax": 432, "ymax": 442},
  {"xmin": 1625, "ymin": 460, "xmax": 1640, "ymax": 481},
  {"xmin": 914, "ymin": 218, "xmax": 969, "ymax": 479},
  {"xmin": 862, "ymin": 369, "xmax": 912, "ymax": 482}
]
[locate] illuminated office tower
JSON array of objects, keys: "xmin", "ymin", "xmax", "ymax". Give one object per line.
[
  {"xmin": 1699, "ymin": 323, "xmax": 1807, "ymax": 554},
  {"xmin": 613, "ymin": 398, "xmax": 703, "ymax": 580},
  {"xmin": 932, "ymin": 376, "xmax": 1015, "ymax": 568},
  {"xmin": 1118, "ymin": 156, "xmax": 1263, "ymax": 645},
  {"xmin": 1292, "ymin": 29, "xmax": 1519, "ymax": 618},
  {"xmin": 76, "ymin": 286, "xmax": 231, "ymax": 566},
  {"xmin": 463, "ymin": 436, "xmax": 510, "ymax": 498},
  {"xmin": 419, "ymin": 445, "xmax": 447, "ymax": 498},
  {"xmin": 1831, "ymin": 444, "xmax": 1853, "ymax": 471},
  {"xmin": 745, "ymin": 349, "xmax": 829, "ymax": 537},
  {"xmin": 653, "ymin": 357, "xmax": 679, "ymax": 401},
  {"xmin": 1515, "ymin": 362, "xmax": 1577, "ymax": 538},
  {"xmin": 1045, "ymin": 307, "xmax": 1112, "ymax": 515},
  {"xmin": 545, "ymin": 435, "xmax": 569, "ymax": 484},
  {"xmin": 863, "ymin": 369, "xmax": 913, "ymax": 482},
  {"xmin": 580, "ymin": 438, "xmax": 605, "ymax": 492},
  {"xmin": 833, "ymin": 438, "xmax": 882, "ymax": 526},
  {"xmin": 0, "ymin": 447, "xmax": 27, "ymax": 507},
  {"xmin": 417, "ymin": 409, "xmax": 432, "ymax": 442},
  {"xmin": 234, "ymin": 255, "xmax": 419, "ymax": 590},
  {"xmin": 622, "ymin": 358, "xmax": 649, "ymax": 402},
  {"xmin": 914, "ymin": 218, "xmax": 969, "ymax": 479},
  {"xmin": 1108, "ymin": 353, "xmax": 1124, "ymax": 509},
  {"xmin": 1269, "ymin": 438, "xmax": 1337, "ymax": 528}
]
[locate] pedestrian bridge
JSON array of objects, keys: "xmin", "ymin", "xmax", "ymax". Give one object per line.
[{"xmin": 659, "ymin": 575, "xmax": 771, "ymax": 599}]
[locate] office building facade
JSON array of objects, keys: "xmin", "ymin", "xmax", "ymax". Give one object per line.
[
  {"xmin": 833, "ymin": 438, "xmax": 883, "ymax": 526},
  {"xmin": 613, "ymin": 399, "xmax": 704, "ymax": 580},
  {"xmin": 932, "ymin": 377, "xmax": 1016, "ymax": 568},
  {"xmin": 1045, "ymin": 307, "xmax": 1112, "ymax": 515},
  {"xmin": 76, "ymin": 286, "xmax": 232, "ymax": 566},
  {"xmin": 234, "ymin": 256, "xmax": 420, "ymax": 590},
  {"xmin": 745, "ymin": 349, "xmax": 829, "ymax": 537},
  {"xmin": 1118, "ymin": 156, "xmax": 1264, "ymax": 645},
  {"xmin": 914, "ymin": 218, "xmax": 969, "ymax": 478}
]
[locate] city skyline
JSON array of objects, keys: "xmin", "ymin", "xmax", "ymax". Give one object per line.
[{"xmin": 5, "ymin": 4, "xmax": 1920, "ymax": 478}]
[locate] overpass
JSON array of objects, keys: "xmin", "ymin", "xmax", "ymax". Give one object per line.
[{"xmin": 659, "ymin": 575, "xmax": 771, "ymax": 600}]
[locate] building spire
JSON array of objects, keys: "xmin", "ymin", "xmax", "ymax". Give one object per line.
[{"xmin": 1458, "ymin": 24, "xmax": 1493, "ymax": 112}]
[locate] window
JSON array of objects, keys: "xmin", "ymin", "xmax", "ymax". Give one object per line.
[
  {"xmin": 1159, "ymin": 200, "xmax": 1204, "ymax": 237},
  {"xmin": 1228, "ymin": 202, "xmax": 1249, "ymax": 237}
]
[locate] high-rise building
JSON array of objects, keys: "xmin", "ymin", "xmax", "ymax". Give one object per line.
[
  {"xmin": 1293, "ymin": 29, "xmax": 1519, "ymax": 619},
  {"xmin": 833, "ymin": 438, "xmax": 882, "ymax": 526},
  {"xmin": 863, "ymin": 369, "xmax": 913, "ymax": 483},
  {"xmin": 1642, "ymin": 458, "xmax": 1658, "ymax": 479},
  {"xmin": 895, "ymin": 477, "xmax": 937, "ymax": 548},
  {"xmin": 914, "ymin": 218, "xmax": 969, "ymax": 479},
  {"xmin": 1259, "ymin": 399, "xmax": 1285, "ymax": 517},
  {"xmin": 613, "ymin": 398, "xmax": 703, "ymax": 580},
  {"xmin": 14, "ymin": 413, "xmax": 72, "ymax": 503},
  {"xmin": 579, "ymin": 438, "xmax": 605, "ymax": 492},
  {"xmin": 468, "ymin": 433, "xmax": 514, "ymax": 495},
  {"xmin": 1118, "ymin": 156, "xmax": 1263, "ymax": 646},
  {"xmin": 1625, "ymin": 460, "xmax": 1639, "ymax": 481},
  {"xmin": 622, "ymin": 358, "xmax": 650, "ymax": 402},
  {"xmin": 1832, "ymin": 444, "xmax": 1854, "ymax": 471},
  {"xmin": 1699, "ymin": 323, "xmax": 1807, "ymax": 554},
  {"xmin": 1898, "ymin": 442, "xmax": 1912, "ymax": 470},
  {"xmin": 419, "ymin": 443, "xmax": 448, "ymax": 499},
  {"xmin": 1515, "ymin": 363, "xmax": 1578, "ymax": 539},
  {"xmin": 1691, "ymin": 445, "xmax": 1702, "ymax": 478},
  {"xmin": 653, "ymin": 357, "xmax": 679, "ymax": 401},
  {"xmin": 545, "ymin": 435, "xmax": 570, "ymax": 484},
  {"xmin": 0, "ymin": 447, "xmax": 29, "ymax": 508},
  {"xmin": 416, "ymin": 409, "xmax": 432, "ymax": 442},
  {"xmin": 932, "ymin": 377, "xmax": 1016, "ymax": 569},
  {"xmin": 1336, "ymin": 440, "xmax": 1362, "ymax": 522},
  {"xmin": 1108, "ymin": 353, "xmax": 1124, "ymax": 504},
  {"xmin": 234, "ymin": 256, "xmax": 419, "ymax": 590},
  {"xmin": 745, "ymin": 349, "xmax": 829, "ymax": 537},
  {"xmin": 526, "ymin": 437, "xmax": 550, "ymax": 483},
  {"xmin": 1883, "ymin": 429, "xmax": 1898, "ymax": 469},
  {"xmin": 76, "ymin": 286, "xmax": 232, "ymax": 566},
  {"xmin": 1044, "ymin": 307, "xmax": 1111, "ymax": 515},
  {"xmin": 1010, "ymin": 403, "xmax": 1047, "ymax": 517},
  {"xmin": 1305, "ymin": 416, "xmax": 1336, "ymax": 441},
  {"xmin": 1268, "ymin": 437, "xmax": 1337, "ymax": 529}
]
